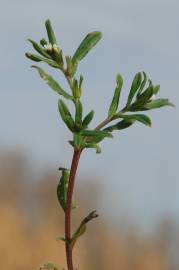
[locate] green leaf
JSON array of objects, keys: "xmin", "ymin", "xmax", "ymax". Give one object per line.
[
  {"xmin": 144, "ymin": 99, "xmax": 174, "ymax": 110},
  {"xmin": 108, "ymin": 74, "xmax": 123, "ymax": 117},
  {"xmin": 32, "ymin": 66, "xmax": 73, "ymax": 100},
  {"xmin": 82, "ymin": 130, "xmax": 113, "ymax": 145},
  {"xmin": 116, "ymin": 113, "xmax": 152, "ymax": 127},
  {"xmin": 81, "ymin": 130, "xmax": 113, "ymax": 138},
  {"xmin": 26, "ymin": 53, "xmax": 60, "ymax": 68},
  {"xmin": 25, "ymin": 53, "xmax": 41, "ymax": 62},
  {"xmin": 57, "ymin": 169, "xmax": 70, "ymax": 211},
  {"xmin": 58, "ymin": 99, "xmax": 75, "ymax": 132},
  {"xmin": 129, "ymin": 86, "xmax": 154, "ymax": 111},
  {"xmin": 82, "ymin": 110, "xmax": 94, "ymax": 128},
  {"xmin": 70, "ymin": 210, "xmax": 98, "ymax": 248},
  {"xmin": 28, "ymin": 39, "xmax": 51, "ymax": 58},
  {"xmin": 45, "ymin": 19, "xmax": 57, "ymax": 45},
  {"xmin": 137, "ymin": 85, "xmax": 154, "ymax": 102},
  {"xmin": 104, "ymin": 120, "xmax": 134, "ymax": 132},
  {"xmin": 57, "ymin": 168, "xmax": 76, "ymax": 211},
  {"xmin": 137, "ymin": 71, "xmax": 147, "ymax": 97},
  {"xmin": 75, "ymin": 100, "xmax": 83, "ymax": 127},
  {"xmin": 126, "ymin": 72, "xmax": 142, "ymax": 106},
  {"xmin": 72, "ymin": 31, "xmax": 102, "ymax": 64}
]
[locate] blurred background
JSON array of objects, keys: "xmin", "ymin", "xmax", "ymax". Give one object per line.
[{"xmin": 0, "ymin": 0, "xmax": 179, "ymax": 269}]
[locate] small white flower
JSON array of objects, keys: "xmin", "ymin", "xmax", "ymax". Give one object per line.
[
  {"xmin": 150, "ymin": 94, "xmax": 156, "ymax": 101},
  {"xmin": 44, "ymin": 43, "xmax": 53, "ymax": 51}
]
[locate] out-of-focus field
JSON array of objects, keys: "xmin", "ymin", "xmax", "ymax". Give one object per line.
[{"xmin": 0, "ymin": 151, "xmax": 178, "ymax": 270}]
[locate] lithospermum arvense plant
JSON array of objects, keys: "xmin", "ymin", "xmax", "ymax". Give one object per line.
[{"xmin": 26, "ymin": 19, "xmax": 174, "ymax": 270}]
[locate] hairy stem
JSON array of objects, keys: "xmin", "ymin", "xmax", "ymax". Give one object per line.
[{"xmin": 65, "ymin": 149, "xmax": 82, "ymax": 270}]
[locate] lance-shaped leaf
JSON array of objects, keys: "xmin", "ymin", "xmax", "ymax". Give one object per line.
[
  {"xmin": 72, "ymin": 31, "xmax": 102, "ymax": 64},
  {"xmin": 104, "ymin": 119, "xmax": 134, "ymax": 132},
  {"xmin": 81, "ymin": 130, "xmax": 113, "ymax": 138},
  {"xmin": 137, "ymin": 71, "xmax": 147, "ymax": 97},
  {"xmin": 32, "ymin": 66, "xmax": 73, "ymax": 100},
  {"xmin": 116, "ymin": 113, "xmax": 152, "ymax": 127},
  {"xmin": 75, "ymin": 100, "xmax": 83, "ymax": 127},
  {"xmin": 57, "ymin": 168, "xmax": 76, "ymax": 211},
  {"xmin": 39, "ymin": 262, "xmax": 59, "ymax": 270},
  {"xmin": 57, "ymin": 169, "xmax": 70, "ymax": 211},
  {"xmin": 26, "ymin": 53, "xmax": 60, "ymax": 68},
  {"xmin": 108, "ymin": 74, "xmax": 123, "ymax": 117},
  {"xmin": 58, "ymin": 99, "xmax": 75, "ymax": 132},
  {"xmin": 126, "ymin": 72, "xmax": 142, "ymax": 106},
  {"xmin": 70, "ymin": 210, "xmax": 98, "ymax": 248},
  {"xmin": 81, "ymin": 130, "xmax": 113, "ymax": 145},
  {"xmin": 82, "ymin": 110, "xmax": 94, "ymax": 128},
  {"xmin": 143, "ymin": 98, "xmax": 174, "ymax": 110},
  {"xmin": 45, "ymin": 19, "xmax": 57, "ymax": 45},
  {"xmin": 28, "ymin": 39, "xmax": 51, "ymax": 58},
  {"xmin": 129, "ymin": 86, "xmax": 154, "ymax": 111}
]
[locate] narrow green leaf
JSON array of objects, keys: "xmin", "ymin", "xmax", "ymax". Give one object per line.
[
  {"xmin": 70, "ymin": 210, "xmax": 98, "ymax": 248},
  {"xmin": 82, "ymin": 110, "xmax": 94, "ymax": 128},
  {"xmin": 26, "ymin": 53, "xmax": 60, "ymax": 67},
  {"xmin": 129, "ymin": 86, "xmax": 154, "ymax": 111},
  {"xmin": 32, "ymin": 66, "xmax": 73, "ymax": 100},
  {"xmin": 108, "ymin": 74, "xmax": 123, "ymax": 117},
  {"xmin": 45, "ymin": 19, "xmax": 57, "ymax": 45},
  {"xmin": 28, "ymin": 39, "xmax": 51, "ymax": 58},
  {"xmin": 75, "ymin": 100, "xmax": 83, "ymax": 126},
  {"xmin": 138, "ymin": 85, "xmax": 154, "ymax": 102},
  {"xmin": 57, "ymin": 168, "xmax": 76, "ymax": 211},
  {"xmin": 25, "ymin": 53, "xmax": 41, "ymax": 62},
  {"xmin": 126, "ymin": 72, "xmax": 142, "ymax": 106},
  {"xmin": 58, "ymin": 99, "xmax": 75, "ymax": 132},
  {"xmin": 72, "ymin": 31, "xmax": 102, "ymax": 63},
  {"xmin": 116, "ymin": 113, "xmax": 152, "ymax": 127},
  {"xmin": 144, "ymin": 99, "xmax": 175, "ymax": 110},
  {"xmin": 59, "ymin": 99, "xmax": 72, "ymax": 117},
  {"xmin": 81, "ymin": 130, "xmax": 113, "ymax": 138},
  {"xmin": 104, "ymin": 120, "xmax": 134, "ymax": 132},
  {"xmin": 57, "ymin": 169, "xmax": 70, "ymax": 211},
  {"xmin": 72, "ymin": 78, "xmax": 81, "ymax": 99},
  {"xmin": 137, "ymin": 71, "xmax": 147, "ymax": 97}
]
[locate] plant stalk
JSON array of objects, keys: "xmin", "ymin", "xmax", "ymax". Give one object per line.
[{"xmin": 65, "ymin": 149, "xmax": 82, "ymax": 270}]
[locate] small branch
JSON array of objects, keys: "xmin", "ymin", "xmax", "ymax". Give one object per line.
[
  {"xmin": 65, "ymin": 149, "xmax": 82, "ymax": 270},
  {"xmin": 95, "ymin": 107, "xmax": 127, "ymax": 130},
  {"xmin": 95, "ymin": 117, "xmax": 111, "ymax": 130}
]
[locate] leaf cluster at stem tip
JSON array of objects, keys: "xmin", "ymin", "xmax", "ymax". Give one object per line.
[{"xmin": 26, "ymin": 19, "xmax": 174, "ymax": 154}]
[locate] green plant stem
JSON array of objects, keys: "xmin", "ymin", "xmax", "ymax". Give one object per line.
[
  {"xmin": 65, "ymin": 149, "xmax": 82, "ymax": 270},
  {"xmin": 95, "ymin": 107, "xmax": 127, "ymax": 130},
  {"xmin": 95, "ymin": 117, "xmax": 112, "ymax": 130}
]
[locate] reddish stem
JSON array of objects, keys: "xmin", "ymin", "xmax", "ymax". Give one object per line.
[{"xmin": 65, "ymin": 149, "xmax": 82, "ymax": 270}]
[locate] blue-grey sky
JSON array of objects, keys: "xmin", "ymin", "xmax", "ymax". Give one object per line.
[{"xmin": 0, "ymin": 0, "xmax": 178, "ymax": 230}]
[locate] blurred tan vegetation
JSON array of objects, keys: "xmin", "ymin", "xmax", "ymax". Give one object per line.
[{"xmin": 0, "ymin": 151, "xmax": 178, "ymax": 270}]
